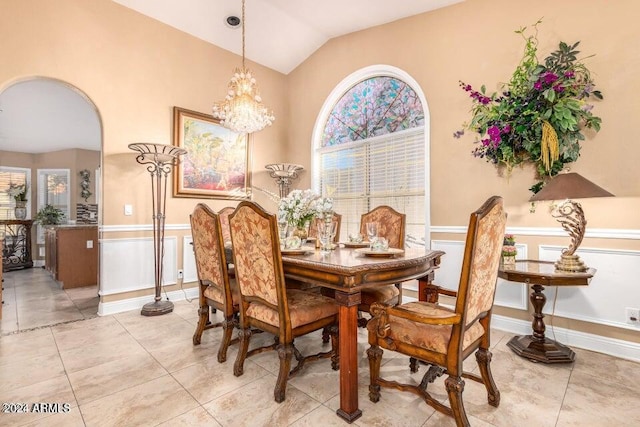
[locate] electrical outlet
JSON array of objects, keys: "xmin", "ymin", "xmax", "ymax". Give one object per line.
[
  {"xmin": 177, "ymin": 269, "xmax": 183, "ymax": 280},
  {"xmin": 625, "ymin": 307, "xmax": 640, "ymax": 325}
]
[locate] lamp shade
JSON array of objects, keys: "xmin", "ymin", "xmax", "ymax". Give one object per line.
[{"xmin": 529, "ymin": 173, "xmax": 614, "ymax": 202}]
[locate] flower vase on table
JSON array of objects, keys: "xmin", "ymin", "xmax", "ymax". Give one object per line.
[
  {"xmin": 14, "ymin": 200, "xmax": 27, "ymax": 220},
  {"xmin": 290, "ymin": 221, "xmax": 310, "ymax": 243}
]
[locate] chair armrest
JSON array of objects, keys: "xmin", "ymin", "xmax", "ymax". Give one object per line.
[{"xmin": 370, "ymin": 302, "xmax": 461, "ymax": 326}]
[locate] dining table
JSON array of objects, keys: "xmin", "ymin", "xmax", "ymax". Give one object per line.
[{"xmin": 280, "ymin": 245, "xmax": 444, "ymax": 423}]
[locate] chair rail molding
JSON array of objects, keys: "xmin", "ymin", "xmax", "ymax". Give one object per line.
[{"xmin": 431, "ymin": 225, "xmax": 640, "ymax": 240}]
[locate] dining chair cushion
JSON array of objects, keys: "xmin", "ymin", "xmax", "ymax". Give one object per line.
[
  {"xmin": 384, "ymin": 301, "xmax": 485, "ymax": 354},
  {"xmin": 246, "ymin": 289, "xmax": 338, "ymax": 329},
  {"xmin": 361, "ymin": 285, "xmax": 399, "ymax": 306},
  {"xmin": 203, "ymin": 279, "xmax": 240, "ymax": 306}
]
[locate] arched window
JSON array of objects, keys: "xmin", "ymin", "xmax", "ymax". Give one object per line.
[{"xmin": 313, "ymin": 66, "xmax": 430, "ymax": 247}]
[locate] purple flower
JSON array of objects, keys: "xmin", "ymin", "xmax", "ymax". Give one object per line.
[
  {"xmin": 564, "ymin": 71, "xmax": 575, "ymax": 78},
  {"xmin": 542, "ymin": 72, "xmax": 558, "ymax": 84},
  {"xmin": 487, "ymin": 126, "xmax": 501, "ymax": 143},
  {"xmin": 502, "ymin": 124, "xmax": 511, "ymax": 134},
  {"xmin": 534, "ymin": 81, "xmax": 543, "ymax": 90},
  {"xmin": 553, "ymin": 84, "xmax": 565, "ymax": 93},
  {"xmin": 481, "ymin": 138, "xmax": 490, "ymax": 147}
]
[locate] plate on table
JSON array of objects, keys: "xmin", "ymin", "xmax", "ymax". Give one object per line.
[
  {"xmin": 281, "ymin": 248, "xmax": 313, "ymax": 256},
  {"xmin": 341, "ymin": 241, "xmax": 369, "ymax": 248},
  {"xmin": 355, "ymin": 248, "xmax": 405, "ymax": 258}
]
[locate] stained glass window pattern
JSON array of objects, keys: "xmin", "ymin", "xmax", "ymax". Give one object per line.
[{"xmin": 321, "ymin": 77, "xmax": 424, "ymax": 147}]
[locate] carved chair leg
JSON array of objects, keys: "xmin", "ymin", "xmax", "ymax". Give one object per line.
[
  {"xmin": 367, "ymin": 345, "xmax": 383, "ymax": 403},
  {"xmin": 275, "ymin": 343, "xmax": 294, "ymax": 403},
  {"xmin": 409, "ymin": 357, "xmax": 419, "ymax": 373},
  {"xmin": 329, "ymin": 324, "xmax": 339, "ymax": 370},
  {"xmin": 192, "ymin": 304, "xmax": 209, "ymax": 345},
  {"xmin": 233, "ymin": 328, "xmax": 251, "ymax": 377},
  {"xmin": 322, "ymin": 326, "xmax": 330, "ymax": 344},
  {"xmin": 217, "ymin": 316, "xmax": 235, "ymax": 363},
  {"xmin": 445, "ymin": 376, "xmax": 470, "ymax": 427},
  {"xmin": 357, "ymin": 311, "xmax": 369, "ymax": 328},
  {"xmin": 476, "ymin": 348, "xmax": 500, "ymax": 407}
]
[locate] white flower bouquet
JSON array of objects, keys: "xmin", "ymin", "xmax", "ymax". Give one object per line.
[{"xmin": 278, "ymin": 189, "xmax": 319, "ymax": 228}]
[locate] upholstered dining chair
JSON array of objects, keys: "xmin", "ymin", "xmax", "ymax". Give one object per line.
[
  {"xmin": 218, "ymin": 206, "xmax": 235, "ymax": 245},
  {"xmin": 357, "ymin": 205, "xmax": 406, "ymax": 326},
  {"xmin": 229, "ymin": 201, "xmax": 339, "ymax": 402},
  {"xmin": 308, "ymin": 212, "xmax": 342, "ymax": 243},
  {"xmin": 190, "ymin": 203, "xmax": 238, "ymax": 363},
  {"xmin": 366, "ymin": 196, "xmax": 506, "ymax": 427}
]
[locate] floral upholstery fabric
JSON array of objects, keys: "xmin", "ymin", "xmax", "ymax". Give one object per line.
[
  {"xmin": 464, "ymin": 202, "xmax": 506, "ymax": 326},
  {"xmin": 360, "ymin": 206, "xmax": 405, "ymax": 249},
  {"xmin": 190, "ymin": 204, "xmax": 228, "ymax": 302},
  {"xmin": 218, "ymin": 207, "xmax": 234, "ymax": 245},
  {"xmin": 361, "ymin": 285, "xmax": 399, "ymax": 306},
  {"xmin": 229, "ymin": 204, "xmax": 279, "ymax": 306},
  {"xmin": 204, "ymin": 278, "xmax": 240, "ymax": 305},
  {"xmin": 385, "ymin": 301, "xmax": 485, "ymax": 354},
  {"xmin": 246, "ymin": 289, "xmax": 337, "ymax": 329}
]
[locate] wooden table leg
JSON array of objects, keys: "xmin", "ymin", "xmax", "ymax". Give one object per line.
[
  {"xmin": 507, "ymin": 284, "xmax": 576, "ymax": 363},
  {"xmin": 334, "ymin": 290, "xmax": 362, "ymax": 423}
]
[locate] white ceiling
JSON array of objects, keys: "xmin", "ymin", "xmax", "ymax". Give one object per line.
[
  {"xmin": 113, "ymin": 0, "xmax": 463, "ymax": 74},
  {"xmin": 0, "ymin": 0, "xmax": 462, "ymax": 154}
]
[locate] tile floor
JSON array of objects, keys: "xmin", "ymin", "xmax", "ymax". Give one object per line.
[
  {"xmin": 1, "ymin": 268, "xmax": 99, "ymax": 334},
  {"xmin": 1, "ymin": 269, "xmax": 640, "ymax": 426}
]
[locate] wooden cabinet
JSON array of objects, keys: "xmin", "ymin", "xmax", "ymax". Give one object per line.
[{"xmin": 45, "ymin": 226, "xmax": 98, "ymax": 289}]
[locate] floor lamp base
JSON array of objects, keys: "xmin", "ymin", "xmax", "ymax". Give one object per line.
[{"xmin": 141, "ymin": 300, "xmax": 174, "ymax": 316}]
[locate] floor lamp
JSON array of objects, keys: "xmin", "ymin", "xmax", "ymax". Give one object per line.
[
  {"xmin": 129, "ymin": 142, "xmax": 187, "ymax": 316},
  {"xmin": 265, "ymin": 163, "xmax": 303, "ymax": 198}
]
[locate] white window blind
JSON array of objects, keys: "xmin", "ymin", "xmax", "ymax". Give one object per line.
[
  {"xmin": 36, "ymin": 169, "xmax": 70, "ymax": 243},
  {"xmin": 0, "ymin": 167, "xmax": 31, "ymax": 220},
  {"xmin": 318, "ymin": 127, "xmax": 425, "ymax": 245}
]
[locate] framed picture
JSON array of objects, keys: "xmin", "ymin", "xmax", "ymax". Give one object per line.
[{"xmin": 172, "ymin": 106, "xmax": 251, "ymax": 199}]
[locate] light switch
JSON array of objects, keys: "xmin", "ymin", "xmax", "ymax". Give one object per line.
[
  {"xmin": 86, "ymin": 240, "xmax": 93, "ymax": 249},
  {"xmin": 124, "ymin": 204, "xmax": 133, "ymax": 216}
]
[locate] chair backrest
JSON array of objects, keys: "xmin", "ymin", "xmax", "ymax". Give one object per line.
[
  {"xmin": 308, "ymin": 212, "xmax": 342, "ymax": 243},
  {"xmin": 360, "ymin": 206, "xmax": 406, "ymax": 249},
  {"xmin": 229, "ymin": 201, "xmax": 290, "ymax": 322},
  {"xmin": 218, "ymin": 206, "xmax": 235, "ymax": 244},
  {"xmin": 190, "ymin": 203, "xmax": 233, "ymax": 312},
  {"xmin": 455, "ymin": 196, "xmax": 506, "ymax": 328}
]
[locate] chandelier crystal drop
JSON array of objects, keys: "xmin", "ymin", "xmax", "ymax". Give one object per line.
[{"xmin": 212, "ymin": 0, "xmax": 275, "ymax": 134}]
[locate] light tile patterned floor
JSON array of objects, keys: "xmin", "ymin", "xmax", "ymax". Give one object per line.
[{"xmin": 1, "ymin": 269, "xmax": 639, "ymax": 426}]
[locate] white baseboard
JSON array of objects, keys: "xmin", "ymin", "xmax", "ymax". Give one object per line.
[
  {"xmin": 98, "ymin": 287, "xmax": 199, "ymax": 316},
  {"xmin": 492, "ymin": 314, "xmax": 640, "ymax": 363}
]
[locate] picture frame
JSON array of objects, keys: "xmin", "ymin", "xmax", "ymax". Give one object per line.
[{"xmin": 172, "ymin": 106, "xmax": 251, "ymax": 199}]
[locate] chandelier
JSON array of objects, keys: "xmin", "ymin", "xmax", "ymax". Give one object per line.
[{"xmin": 212, "ymin": 0, "xmax": 275, "ymax": 134}]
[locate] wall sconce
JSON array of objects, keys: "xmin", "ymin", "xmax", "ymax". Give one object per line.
[
  {"xmin": 529, "ymin": 172, "xmax": 613, "ymax": 272},
  {"xmin": 129, "ymin": 142, "xmax": 187, "ymax": 316},
  {"xmin": 265, "ymin": 163, "xmax": 304, "ymax": 198}
]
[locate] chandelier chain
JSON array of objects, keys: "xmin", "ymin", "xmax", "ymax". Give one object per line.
[{"xmin": 241, "ymin": 0, "xmax": 246, "ymax": 69}]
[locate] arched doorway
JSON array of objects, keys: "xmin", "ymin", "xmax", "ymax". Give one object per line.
[{"xmin": 0, "ymin": 77, "xmax": 102, "ymax": 333}]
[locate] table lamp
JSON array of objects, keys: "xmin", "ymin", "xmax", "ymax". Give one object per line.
[{"xmin": 529, "ymin": 172, "xmax": 613, "ymax": 272}]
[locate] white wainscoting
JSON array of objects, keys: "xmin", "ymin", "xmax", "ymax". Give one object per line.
[
  {"xmin": 539, "ymin": 245, "xmax": 640, "ymax": 331},
  {"xmin": 431, "ymin": 240, "xmax": 528, "ymax": 310},
  {"xmin": 183, "ymin": 235, "xmax": 198, "ymax": 283},
  {"xmin": 99, "ymin": 237, "xmax": 178, "ymax": 296}
]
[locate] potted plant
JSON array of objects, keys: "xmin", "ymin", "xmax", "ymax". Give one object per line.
[
  {"xmin": 455, "ymin": 20, "xmax": 603, "ymax": 195},
  {"xmin": 7, "ymin": 183, "xmax": 28, "ymax": 219},
  {"xmin": 35, "ymin": 204, "xmax": 65, "ymax": 225}
]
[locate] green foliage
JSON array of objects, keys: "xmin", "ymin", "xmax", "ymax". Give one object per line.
[
  {"xmin": 456, "ymin": 21, "xmax": 604, "ymax": 194},
  {"xmin": 35, "ymin": 204, "xmax": 65, "ymax": 225}
]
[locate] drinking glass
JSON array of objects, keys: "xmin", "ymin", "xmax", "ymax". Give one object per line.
[
  {"xmin": 318, "ymin": 221, "xmax": 337, "ymax": 253},
  {"xmin": 365, "ymin": 222, "xmax": 378, "ymax": 244}
]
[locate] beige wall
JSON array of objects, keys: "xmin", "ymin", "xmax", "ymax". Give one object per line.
[
  {"xmin": 0, "ymin": 148, "xmax": 100, "ymax": 216},
  {"xmin": 287, "ymin": 0, "xmax": 640, "ymax": 227},
  {"xmin": 3, "ymin": 0, "xmax": 639, "ymax": 347},
  {"xmin": 0, "ymin": 0, "xmax": 288, "ymax": 226}
]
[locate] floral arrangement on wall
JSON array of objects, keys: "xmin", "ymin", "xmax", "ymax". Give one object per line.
[
  {"xmin": 79, "ymin": 169, "xmax": 92, "ymax": 202},
  {"xmin": 455, "ymin": 20, "xmax": 603, "ymax": 194}
]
